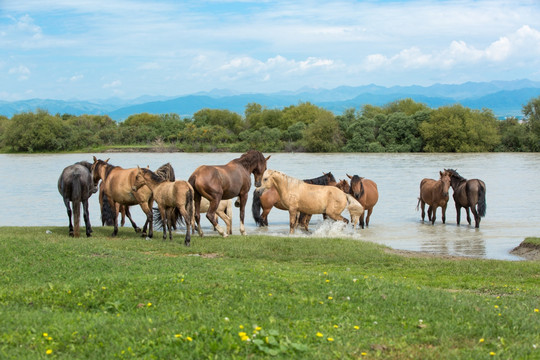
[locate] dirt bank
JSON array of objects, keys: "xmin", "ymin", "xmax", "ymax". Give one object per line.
[{"xmin": 510, "ymin": 241, "xmax": 540, "ymax": 261}]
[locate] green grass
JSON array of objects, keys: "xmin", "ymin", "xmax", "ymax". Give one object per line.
[
  {"xmin": 0, "ymin": 227, "xmax": 539, "ymax": 359},
  {"xmin": 523, "ymin": 237, "xmax": 540, "ymax": 246}
]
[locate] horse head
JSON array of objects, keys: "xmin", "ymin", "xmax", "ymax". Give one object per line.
[
  {"xmin": 91, "ymin": 156, "xmax": 109, "ymax": 188},
  {"xmin": 132, "ymin": 166, "xmax": 147, "ymax": 192},
  {"xmin": 336, "ymin": 179, "xmax": 350, "ymax": 193},
  {"xmin": 440, "ymin": 171, "xmax": 451, "ymax": 197},
  {"xmin": 323, "ymin": 172, "xmax": 337, "ymax": 186},
  {"xmin": 255, "ymin": 169, "xmax": 276, "ymax": 195},
  {"xmin": 347, "ymin": 174, "xmax": 364, "ymax": 199},
  {"xmin": 243, "ymin": 150, "xmax": 270, "ymax": 187}
]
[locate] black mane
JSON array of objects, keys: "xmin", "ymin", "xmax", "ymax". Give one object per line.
[{"xmin": 304, "ymin": 172, "xmax": 335, "ymax": 185}]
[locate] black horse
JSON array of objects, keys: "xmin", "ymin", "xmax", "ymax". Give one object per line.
[
  {"xmin": 58, "ymin": 161, "xmax": 97, "ymax": 237},
  {"xmin": 444, "ymin": 169, "xmax": 486, "ymax": 228}
]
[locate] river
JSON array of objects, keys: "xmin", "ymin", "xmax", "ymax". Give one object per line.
[{"xmin": 1, "ymin": 152, "xmax": 539, "ymax": 260}]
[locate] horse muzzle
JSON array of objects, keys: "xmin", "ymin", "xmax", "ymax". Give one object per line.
[{"xmin": 131, "ymin": 186, "xmax": 139, "ymax": 192}]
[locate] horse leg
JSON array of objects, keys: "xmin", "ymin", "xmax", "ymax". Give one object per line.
[
  {"xmin": 238, "ymin": 192, "xmax": 248, "ymax": 236},
  {"xmin": 124, "ymin": 207, "xmax": 141, "ymax": 232},
  {"xmin": 193, "ymin": 193, "xmax": 203, "ymax": 237},
  {"xmin": 178, "ymin": 204, "xmax": 191, "ymax": 246},
  {"xmin": 206, "ymin": 198, "xmax": 227, "ymax": 237},
  {"xmin": 120, "ymin": 205, "xmax": 126, "ymax": 227},
  {"xmin": 420, "ymin": 201, "xmax": 426, "ymax": 221},
  {"xmin": 359, "ymin": 211, "xmax": 365, "ymax": 229},
  {"xmin": 455, "ymin": 204, "xmax": 461, "ymax": 225},
  {"xmin": 159, "ymin": 206, "xmax": 168, "ymax": 240},
  {"xmin": 63, "ymin": 198, "xmax": 74, "ymax": 237},
  {"xmin": 442, "ymin": 203, "xmax": 447, "ymax": 224},
  {"xmin": 365, "ymin": 208, "xmax": 373, "ymax": 227},
  {"xmin": 83, "ymin": 199, "xmax": 92, "ymax": 237},
  {"xmin": 427, "ymin": 205, "xmax": 433, "ymax": 222},
  {"xmin": 216, "ymin": 209, "xmax": 232, "ymax": 235},
  {"xmin": 139, "ymin": 201, "xmax": 153, "ymax": 238},
  {"xmin": 430, "ymin": 206, "xmax": 437, "ymax": 225},
  {"xmin": 471, "ymin": 206, "xmax": 480, "ymax": 228},
  {"xmin": 326, "ymin": 212, "xmax": 349, "ymax": 224},
  {"xmin": 466, "ymin": 207, "xmax": 472, "ymax": 225},
  {"xmin": 289, "ymin": 209, "xmax": 299, "ymax": 234}
]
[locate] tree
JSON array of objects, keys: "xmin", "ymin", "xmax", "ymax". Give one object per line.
[
  {"xmin": 302, "ymin": 113, "xmax": 343, "ymax": 152},
  {"xmin": 192, "ymin": 108, "xmax": 244, "ymax": 135},
  {"xmin": 420, "ymin": 105, "xmax": 500, "ymax": 152},
  {"xmin": 497, "ymin": 117, "xmax": 530, "ymax": 152},
  {"xmin": 522, "ymin": 96, "xmax": 540, "ymax": 151}
]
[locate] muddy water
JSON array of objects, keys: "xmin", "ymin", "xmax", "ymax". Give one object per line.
[{"xmin": 1, "ymin": 152, "xmax": 539, "ymax": 260}]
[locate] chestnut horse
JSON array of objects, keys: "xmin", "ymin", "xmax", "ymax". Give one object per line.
[
  {"xmin": 417, "ymin": 171, "xmax": 451, "ymax": 225},
  {"xmin": 347, "ymin": 174, "xmax": 379, "ymax": 229},
  {"xmin": 444, "ymin": 169, "xmax": 486, "ymax": 228},
  {"xmin": 188, "ymin": 150, "xmax": 269, "ymax": 237},
  {"xmin": 91, "ymin": 157, "xmax": 158, "ymax": 237},
  {"xmin": 252, "ymin": 172, "xmax": 336, "ymax": 229},
  {"xmin": 133, "ymin": 166, "xmax": 193, "ymax": 245},
  {"xmin": 255, "ymin": 170, "xmax": 364, "ymax": 234},
  {"xmin": 58, "ymin": 161, "xmax": 97, "ymax": 237}
]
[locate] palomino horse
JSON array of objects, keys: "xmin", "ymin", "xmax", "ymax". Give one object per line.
[
  {"xmin": 133, "ymin": 166, "xmax": 193, "ymax": 245},
  {"xmin": 188, "ymin": 150, "xmax": 270, "ymax": 237},
  {"xmin": 252, "ymin": 172, "xmax": 336, "ymax": 229},
  {"xmin": 91, "ymin": 157, "xmax": 159, "ymax": 237},
  {"xmin": 255, "ymin": 170, "xmax": 364, "ymax": 234},
  {"xmin": 417, "ymin": 171, "xmax": 451, "ymax": 225},
  {"xmin": 347, "ymin": 174, "xmax": 379, "ymax": 229},
  {"xmin": 197, "ymin": 197, "xmax": 233, "ymax": 235},
  {"xmin": 444, "ymin": 169, "xmax": 486, "ymax": 228},
  {"xmin": 58, "ymin": 161, "xmax": 97, "ymax": 237},
  {"xmin": 99, "ymin": 164, "xmax": 174, "ymax": 229}
]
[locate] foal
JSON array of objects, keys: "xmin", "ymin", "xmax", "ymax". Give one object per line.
[
  {"xmin": 133, "ymin": 166, "xmax": 194, "ymax": 246},
  {"xmin": 417, "ymin": 171, "xmax": 451, "ymax": 225}
]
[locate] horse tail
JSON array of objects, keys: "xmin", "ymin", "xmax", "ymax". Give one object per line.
[
  {"xmin": 477, "ymin": 182, "xmax": 486, "ymax": 217},
  {"xmin": 101, "ymin": 192, "xmax": 115, "ymax": 226},
  {"xmin": 153, "ymin": 207, "xmax": 165, "ymax": 230},
  {"xmin": 416, "ymin": 197, "xmax": 421, "ymax": 211},
  {"xmin": 185, "ymin": 187, "xmax": 194, "ymax": 228},
  {"xmin": 252, "ymin": 189, "xmax": 264, "ymax": 226}
]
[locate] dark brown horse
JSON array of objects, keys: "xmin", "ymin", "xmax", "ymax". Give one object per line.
[
  {"xmin": 188, "ymin": 150, "xmax": 270, "ymax": 237},
  {"xmin": 252, "ymin": 172, "xmax": 336, "ymax": 230},
  {"xmin": 58, "ymin": 161, "xmax": 97, "ymax": 237},
  {"xmin": 347, "ymin": 174, "xmax": 379, "ymax": 229},
  {"xmin": 444, "ymin": 169, "xmax": 486, "ymax": 228},
  {"xmin": 91, "ymin": 157, "xmax": 171, "ymax": 238},
  {"xmin": 417, "ymin": 171, "xmax": 451, "ymax": 225}
]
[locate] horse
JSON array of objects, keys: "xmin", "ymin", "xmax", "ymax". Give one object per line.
[
  {"xmin": 57, "ymin": 161, "xmax": 97, "ymax": 237},
  {"xmin": 347, "ymin": 174, "xmax": 379, "ymax": 229},
  {"xmin": 197, "ymin": 197, "xmax": 233, "ymax": 235},
  {"xmin": 132, "ymin": 166, "xmax": 193, "ymax": 245},
  {"xmin": 252, "ymin": 172, "xmax": 336, "ymax": 230},
  {"xmin": 334, "ymin": 179, "xmax": 350, "ymax": 194},
  {"xmin": 188, "ymin": 150, "xmax": 269, "ymax": 237},
  {"xmin": 416, "ymin": 171, "xmax": 451, "ymax": 225},
  {"xmin": 255, "ymin": 170, "xmax": 364, "ymax": 234},
  {"xmin": 91, "ymin": 157, "xmax": 166, "ymax": 238},
  {"xmin": 99, "ymin": 164, "xmax": 174, "ymax": 229},
  {"xmin": 444, "ymin": 169, "xmax": 486, "ymax": 228}
]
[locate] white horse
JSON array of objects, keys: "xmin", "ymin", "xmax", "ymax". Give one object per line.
[{"xmin": 256, "ymin": 170, "xmax": 364, "ymax": 233}]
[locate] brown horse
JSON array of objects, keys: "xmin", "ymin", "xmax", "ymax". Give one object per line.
[
  {"xmin": 444, "ymin": 169, "xmax": 486, "ymax": 228},
  {"xmin": 252, "ymin": 172, "xmax": 336, "ymax": 229},
  {"xmin": 188, "ymin": 150, "xmax": 270, "ymax": 237},
  {"xmin": 417, "ymin": 171, "xmax": 451, "ymax": 225},
  {"xmin": 91, "ymin": 157, "xmax": 156, "ymax": 237},
  {"xmin": 334, "ymin": 179, "xmax": 350, "ymax": 193},
  {"xmin": 133, "ymin": 166, "xmax": 193, "ymax": 245},
  {"xmin": 255, "ymin": 170, "xmax": 364, "ymax": 233},
  {"xmin": 347, "ymin": 174, "xmax": 379, "ymax": 229}
]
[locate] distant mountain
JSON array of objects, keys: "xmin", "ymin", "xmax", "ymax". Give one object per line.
[{"xmin": 1, "ymin": 80, "xmax": 539, "ymax": 120}]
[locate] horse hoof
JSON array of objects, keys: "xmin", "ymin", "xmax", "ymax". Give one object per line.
[
  {"xmin": 135, "ymin": 228, "xmax": 142, "ymax": 233},
  {"xmin": 69, "ymin": 232, "xmax": 74, "ymax": 237}
]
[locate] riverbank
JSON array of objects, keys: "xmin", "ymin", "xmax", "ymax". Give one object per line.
[
  {"xmin": 511, "ymin": 237, "xmax": 540, "ymax": 260},
  {"xmin": 1, "ymin": 226, "xmax": 538, "ymax": 359}
]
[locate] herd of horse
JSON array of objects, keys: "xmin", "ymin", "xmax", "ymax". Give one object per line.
[{"xmin": 58, "ymin": 150, "xmax": 486, "ymax": 245}]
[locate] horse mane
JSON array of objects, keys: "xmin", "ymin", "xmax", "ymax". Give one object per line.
[
  {"xmin": 155, "ymin": 162, "xmax": 175, "ymax": 181},
  {"xmin": 141, "ymin": 167, "xmax": 168, "ymax": 184},
  {"xmin": 444, "ymin": 168, "xmax": 466, "ymax": 182},
  {"xmin": 350, "ymin": 175, "xmax": 365, "ymax": 199},
  {"xmin": 234, "ymin": 150, "xmax": 264, "ymax": 168},
  {"xmin": 75, "ymin": 161, "xmax": 93, "ymax": 171},
  {"xmin": 304, "ymin": 172, "xmax": 335, "ymax": 185},
  {"xmin": 93, "ymin": 159, "xmax": 118, "ymax": 181},
  {"xmin": 267, "ymin": 169, "xmax": 304, "ymax": 186}
]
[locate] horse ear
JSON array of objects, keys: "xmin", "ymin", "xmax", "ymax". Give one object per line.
[
  {"xmin": 347, "ymin": 174, "xmax": 352, "ymax": 179},
  {"xmin": 265, "ymin": 155, "xmax": 271, "ymax": 161},
  {"xmin": 93, "ymin": 156, "xmax": 97, "ymax": 162},
  {"xmin": 105, "ymin": 158, "xmax": 110, "ymax": 163}
]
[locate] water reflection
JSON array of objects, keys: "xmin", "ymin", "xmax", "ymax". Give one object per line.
[{"xmin": 1, "ymin": 152, "xmax": 539, "ymax": 261}]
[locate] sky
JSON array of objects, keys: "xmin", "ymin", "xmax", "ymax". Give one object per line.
[{"xmin": 1, "ymin": 0, "xmax": 540, "ymax": 101}]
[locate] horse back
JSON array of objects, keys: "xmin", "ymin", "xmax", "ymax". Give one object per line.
[
  {"xmin": 297, "ymin": 183, "xmax": 347, "ymax": 214},
  {"xmin": 58, "ymin": 164, "xmax": 94, "ymax": 201},
  {"xmin": 105, "ymin": 167, "xmax": 151, "ymax": 204},
  {"xmin": 190, "ymin": 164, "xmax": 250, "ymax": 200},
  {"xmin": 360, "ymin": 179, "xmax": 378, "ymax": 208}
]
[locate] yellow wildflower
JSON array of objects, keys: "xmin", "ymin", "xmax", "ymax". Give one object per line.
[
  {"xmin": 328, "ymin": 296, "xmax": 333, "ymax": 300},
  {"xmin": 43, "ymin": 333, "xmax": 48, "ymax": 337},
  {"xmin": 535, "ymin": 309, "xmax": 539, "ymax": 313},
  {"xmin": 238, "ymin": 332, "xmax": 247, "ymax": 337},
  {"xmin": 186, "ymin": 336, "xmax": 193, "ymax": 342},
  {"xmin": 174, "ymin": 334, "xmax": 182, "ymax": 338},
  {"xmin": 361, "ymin": 352, "xmax": 367, "ymax": 356},
  {"xmin": 479, "ymin": 338, "xmax": 485, "ymax": 343},
  {"xmin": 46, "ymin": 349, "xmax": 52, "ymax": 355},
  {"xmin": 333, "ymin": 325, "xmax": 338, "ymax": 328},
  {"xmin": 147, "ymin": 302, "xmax": 152, "ymax": 307},
  {"xmin": 327, "ymin": 337, "xmax": 334, "ymax": 342},
  {"xmin": 354, "ymin": 326, "xmax": 360, "ymax": 330},
  {"xmin": 490, "ymin": 352, "xmax": 496, "ymax": 356},
  {"xmin": 316, "ymin": 332, "xmax": 323, "ymax": 337},
  {"xmin": 239, "ymin": 325, "xmax": 244, "ymax": 329}
]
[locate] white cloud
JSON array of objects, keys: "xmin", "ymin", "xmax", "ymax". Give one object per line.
[
  {"xmin": 102, "ymin": 80, "xmax": 121, "ymax": 88},
  {"xmin": 8, "ymin": 65, "xmax": 30, "ymax": 80}
]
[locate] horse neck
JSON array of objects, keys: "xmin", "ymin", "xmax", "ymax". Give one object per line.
[
  {"xmin": 450, "ymin": 176, "xmax": 465, "ymax": 189},
  {"xmin": 140, "ymin": 171, "xmax": 163, "ymax": 191},
  {"xmin": 270, "ymin": 173, "xmax": 291, "ymax": 199}
]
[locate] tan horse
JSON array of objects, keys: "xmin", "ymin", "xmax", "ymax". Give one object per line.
[
  {"xmin": 417, "ymin": 171, "xmax": 451, "ymax": 225},
  {"xmin": 197, "ymin": 197, "xmax": 233, "ymax": 235},
  {"xmin": 255, "ymin": 170, "xmax": 364, "ymax": 233},
  {"xmin": 133, "ymin": 166, "xmax": 193, "ymax": 245},
  {"xmin": 188, "ymin": 150, "xmax": 269, "ymax": 237},
  {"xmin": 91, "ymin": 157, "xmax": 155, "ymax": 237},
  {"xmin": 347, "ymin": 174, "xmax": 379, "ymax": 229}
]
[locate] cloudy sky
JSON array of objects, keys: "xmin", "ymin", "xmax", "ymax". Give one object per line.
[{"xmin": 1, "ymin": 0, "xmax": 540, "ymax": 101}]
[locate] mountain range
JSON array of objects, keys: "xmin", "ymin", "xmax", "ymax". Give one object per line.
[{"xmin": 1, "ymin": 79, "xmax": 539, "ymax": 121}]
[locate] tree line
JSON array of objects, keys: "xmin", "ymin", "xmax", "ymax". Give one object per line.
[{"xmin": 1, "ymin": 96, "xmax": 539, "ymax": 153}]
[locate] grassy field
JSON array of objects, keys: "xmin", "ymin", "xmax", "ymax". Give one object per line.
[{"xmin": 0, "ymin": 227, "xmax": 538, "ymax": 359}]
